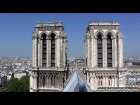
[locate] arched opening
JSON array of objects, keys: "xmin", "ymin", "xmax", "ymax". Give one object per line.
[
  {"xmin": 51, "ymin": 76, "xmax": 53, "ymax": 88},
  {"xmin": 97, "ymin": 34, "xmax": 103, "ymax": 67},
  {"xmin": 108, "ymin": 76, "xmax": 111, "ymax": 87},
  {"xmin": 42, "ymin": 33, "xmax": 47, "ymax": 67},
  {"xmin": 86, "ymin": 57, "xmax": 87, "ymax": 66},
  {"xmin": 98, "ymin": 77, "xmax": 100, "ymax": 86},
  {"xmin": 39, "ymin": 73, "xmax": 43, "ymax": 88},
  {"xmin": 43, "ymin": 75, "xmax": 45, "ymax": 87},
  {"xmin": 107, "ymin": 34, "xmax": 112, "ymax": 67},
  {"xmin": 50, "ymin": 33, "xmax": 55, "ymax": 67}
]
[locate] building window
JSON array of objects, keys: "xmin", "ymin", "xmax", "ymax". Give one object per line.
[
  {"xmin": 50, "ymin": 33, "xmax": 55, "ymax": 67},
  {"xmin": 42, "ymin": 34, "xmax": 47, "ymax": 67},
  {"xmin": 107, "ymin": 34, "xmax": 112, "ymax": 67},
  {"xmin": 51, "ymin": 76, "xmax": 53, "ymax": 87},
  {"xmin": 43, "ymin": 75, "xmax": 45, "ymax": 87},
  {"xmin": 97, "ymin": 34, "xmax": 103, "ymax": 67},
  {"xmin": 101, "ymin": 80, "xmax": 102, "ymax": 86}
]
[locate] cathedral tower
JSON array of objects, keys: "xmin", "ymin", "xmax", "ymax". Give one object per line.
[
  {"xmin": 84, "ymin": 22, "xmax": 127, "ymax": 90},
  {"xmin": 30, "ymin": 22, "xmax": 68, "ymax": 92}
]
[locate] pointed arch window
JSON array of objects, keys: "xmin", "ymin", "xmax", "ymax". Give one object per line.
[
  {"xmin": 97, "ymin": 34, "xmax": 103, "ymax": 67},
  {"xmin": 50, "ymin": 33, "xmax": 55, "ymax": 67},
  {"xmin": 42, "ymin": 33, "xmax": 47, "ymax": 67},
  {"xmin": 107, "ymin": 34, "xmax": 112, "ymax": 67}
]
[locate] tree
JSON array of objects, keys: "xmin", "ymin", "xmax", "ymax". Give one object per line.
[
  {"xmin": 5, "ymin": 78, "xmax": 21, "ymax": 92},
  {"xmin": 19, "ymin": 76, "xmax": 29, "ymax": 92},
  {"xmin": 4, "ymin": 76, "xmax": 29, "ymax": 92}
]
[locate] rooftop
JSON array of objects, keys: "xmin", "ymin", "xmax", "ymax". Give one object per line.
[
  {"xmin": 35, "ymin": 22, "xmax": 63, "ymax": 27},
  {"xmin": 62, "ymin": 70, "xmax": 92, "ymax": 92},
  {"xmin": 89, "ymin": 21, "xmax": 120, "ymax": 26},
  {"xmin": 127, "ymin": 65, "xmax": 140, "ymax": 69}
]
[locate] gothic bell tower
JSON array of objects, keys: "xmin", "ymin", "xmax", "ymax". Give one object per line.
[
  {"xmin": 84, "ymin": 21, "xmax": 127, "ymax": 90},
  {"xmin": 30, "ymin": 22, "xmax": 68, "ymax": 92}
]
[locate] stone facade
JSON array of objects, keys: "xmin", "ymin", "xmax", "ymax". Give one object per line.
[
  {"xmin": 84, "ymin": 22, "xmax": 127, "ymax": 90},
  {"xmin": 30, "ymin": 22, "xmax": 68, "ymax": 92},
  {"xmin": 30, "ymin": 21, "xmax": 127, "ymax": 92}
]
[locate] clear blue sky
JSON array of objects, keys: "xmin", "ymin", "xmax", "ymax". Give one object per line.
[{"xmin": 0, "ymin": 13, "xmax": 140, "ymax": 58}]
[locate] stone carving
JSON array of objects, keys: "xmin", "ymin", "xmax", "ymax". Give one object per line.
[
  {"xmin": 92, "ymin": 26, "xmax": 119, "ymax": 30},
  {"xmin": 118, "ymin": 31, "xmax": 123, "ymax": 39},
  {"xmin": 105, "ymin": 30, "xmax": 116, "ymax": 39},
  {"xmin": 32, "ymin": 36, "xmax": 38, "ymax": 40},
  {"xmin": 38, "ymin": 26, "xmax": 63, "ymax": 31}
]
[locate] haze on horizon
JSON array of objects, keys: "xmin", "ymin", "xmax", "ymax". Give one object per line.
[{"xmin": 0, "ymin": 13, "xmax": 139, "ymax": 58}]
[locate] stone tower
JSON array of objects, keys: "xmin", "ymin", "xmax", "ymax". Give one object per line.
[
  {"xmin": 30, "ymin": 22, "xmax": 68, "ymax": 92},
  {"xmin": 84, "ymin": 21, "xmax": 127, "ymax": 90}
]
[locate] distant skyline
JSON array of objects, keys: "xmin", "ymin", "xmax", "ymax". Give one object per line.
[{"xmin": 0, "ymin": 13, "xmax": 140, "ymax": 58}]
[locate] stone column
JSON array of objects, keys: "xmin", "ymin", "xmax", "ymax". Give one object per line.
[
  {"xmin": 34, "ymin": 36, "xmax": 37, "ymax": 67},
  {"xmin": 57, "ymin": 38, "xmax": 60, "ymax": 68},
  {"xmin": 96, "ymin": 76, "xmax": 98, "ymax": 88},
  {"xmin": 38, "ymin": 40, "xmax": 40, "ymax": 67},
  {"xmin": 102, "ymin": 37, "xmax": 107, "ymax": 67},
  {"xmin": 87, "ymin": 72, "xmax": 90, "ymax": 86},
  {"xmin": 105, "ymin": 76, "xmax": 106, "ymax": 87},
  {"xmin": 94, "ymin": 39, "xmax": 97, "ymax": 67},
  {"xmin": 112, "ymin": 37, "xmax": 117, "ymax": 67},
  {"xmin": 32, "ymin": 76, "xmax": 34, "ymax": 90},
  {"xmin": 112, "ymin": 77, "xmax": 115, "ymax": 87},
  {"xmin": 88, "ymin": 38, "xmax": 91, "ymax": 67},
  {"xmin": 84, "ymin": 38, "xmax": 86, "ymax": 66},
  {"xmin": 90, "ymin": 76, "xmax": 92, "ymax": 89},
  {"xmin": 30, "ymin": 72, "xmax": 32, "ymax": 89},
  {"xmin": 59, "ymin": 36, "xmax": 62, "ymax": 68},
  {"xmin": 34, "ymin": 73, "xmax": 37, "ymax": 90},
  {"xmin": 94, "ymin": 76, "xmax": 97, "ymax": 90},
  {"xmin": 63, "ymin": 40, "xmax": 66, "ymax": 67},
  {"xmin": 32, "ymin": 36, "xmax": 35, "ymax": 67},
  {"xmin": 61, "ymin": 37, "xmax": 63, "ymax": 68},
  {"xmin": 55, "ymin": 38, "xmax": 57, "ymax": 68},
  {"xmin": 91, "ymin": 36, "xmax": 93, "ymax": 68},
  {"xmin": 39, "ymin": 40, "xmax": 42, "ymax": 67},
  {"xmin": 91, "ymin": 36, "xmax": 96, "ymax": 68},
  {"xmin": 121, "ymin": 38, "xmax": 123, "ymax": 67},
  {"xmin": 103, "ymin": 76, "xmax": 105, "ymax": 87},
  {"xmin": 87, "ymin": 37, "xmax": 90, "ymax": 67},
  {"xmin": 106, "ymin": 76, "xmax": 108, "ymax": 87},
  {"xmin": 58, "ymin": 78, "xmax": 60, "ymax": 89},
  {"xmin": 48, "ymin": 39, "xmax": 51, "ymax": 67},
  {"xmin": 92, "ymin": 76, "xmax": 95, "ymax": 90},
  {"xmin": 118, "ymin": 36, "xmax": 123, "ymax": 67}
]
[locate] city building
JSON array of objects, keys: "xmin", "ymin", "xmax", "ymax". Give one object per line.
[
  {"xmin": 14, "ymin": 72, "xmax": 27, "ymax": 79},
  {"xmin": 0, "ymin": 72, "xmax": 7, "ymax": 85}
]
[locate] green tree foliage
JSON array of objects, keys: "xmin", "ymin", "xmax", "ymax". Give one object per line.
[
  {"xmin": 19, "ymin": 76, "xmax": 29, "ymax": 92},
  {"xmin": 4, "ymin": 76, "xmax": 29, "ymax": 92}
]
